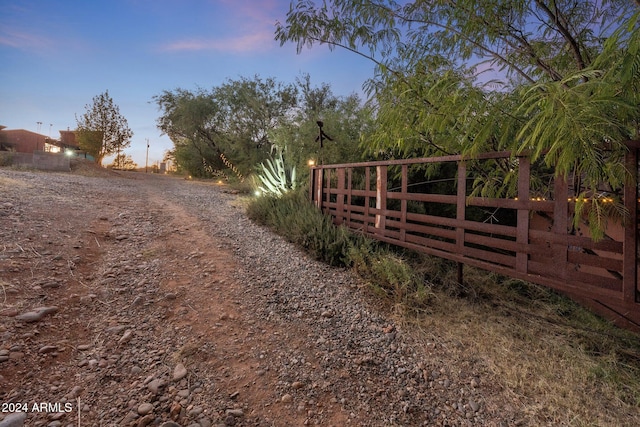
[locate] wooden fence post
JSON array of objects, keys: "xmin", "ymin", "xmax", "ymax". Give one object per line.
[
  {"xmin": 314, "ymin": 168, "xmax": 323, "ymax": 209},
  {"xmin": 552, "ymin": 172, "xmax": 568, "ymax": 280},
  {"xmin": 400, "ymin": 164, "xmax": 408, "ymax": 242},
  {"xmin": 364, "ymin": 167, "xmax": 371, "ymax": 231},
  {"xmin": 347, "ymin": 168, "xmax": 353, "ymax": 226},
  {"xmin": 324, "ymin": 168, "xmax": 331, "ymax": 209},
  {"xmin": 516, "ymin": 157, "xmax": 531, "ymax": 274},
  {"xmin": 336, "ymin": 168, "xmax": 345, "ymax": 225},
  {"xmin": 456, "ymin": 161, "xmax": 466, "ymax": 284},
  {"xmin": 624, "ymin": 146, "xmax": 638, "ymax": 304},
  {"xmin": 375, "ymin": 165, "xmax": 387, "ymax": 231}
]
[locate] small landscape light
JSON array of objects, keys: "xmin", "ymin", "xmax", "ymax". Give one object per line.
[{"xmin": 308, "ymin": 159, "xmax": 316, "ymax": 167}]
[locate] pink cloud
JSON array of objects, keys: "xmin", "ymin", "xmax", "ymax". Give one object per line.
[
  {"xmin": 217, "ymin": 0, "xmax": 279, "ymax": 27},
  {"xmin": 160, "ymin": 0, "xmax": 281, "ymax": 54},
  {"xmin": 0, "ymin": 28, "xmax": 53, "ymax": 51},
  {"xmin": 162, "ymin": 29, "xmax": 276, "ymax": 53}
]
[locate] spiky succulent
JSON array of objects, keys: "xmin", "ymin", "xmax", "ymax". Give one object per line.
[{"xmin": 256, "ymin": 149, "xmax": 297, "ymax": 196}]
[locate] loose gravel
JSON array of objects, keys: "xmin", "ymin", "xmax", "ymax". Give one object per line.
[{"xmin": 0, "ymin": 168, "xmax": 518, "ymax": 427}]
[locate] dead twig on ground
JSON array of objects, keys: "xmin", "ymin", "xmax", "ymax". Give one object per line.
[{"xmin": 0, "ymin": 282, "xmax": 7, "ymax": 305}]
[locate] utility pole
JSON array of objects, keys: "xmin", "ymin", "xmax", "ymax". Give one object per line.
[{"xmin": 145, "ymin": 138, "xmax": 149, "ymax": 173}]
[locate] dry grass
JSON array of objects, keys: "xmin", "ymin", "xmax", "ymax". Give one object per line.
[
  {"xmin": 397, "ymin": 256, "xmax": 640, "ymax": 426},
  {"xmin": 69, "ymin": 159, "xmax": 121, "ymax": 177},
  {"xmin": 243, "ymin": 182, "xmax": 640, "ymax": 425},
  {"xmin": 0, "ymin": 279, "xmax": 8, "ymax": 306},
  {"xmin": 0, "ymin": 175, "xmax": 32, "ymax": 189}
]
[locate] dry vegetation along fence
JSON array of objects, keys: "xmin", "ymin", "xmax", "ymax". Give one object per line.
[{"xmin": 310, "ymin": 148, "xmax": 640, "ymax": 331}]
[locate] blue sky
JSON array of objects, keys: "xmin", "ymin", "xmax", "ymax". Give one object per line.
[{"xmin": 0, "ymin": 0, "xmax": 375, "ymax": 166}]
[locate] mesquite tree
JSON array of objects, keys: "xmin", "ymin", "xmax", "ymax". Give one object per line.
[
  {"xmin": 276, "ymin": 0, "xmax": 640, "ymax": 238},
  {"xmin": 154, "ymin": 75, "xmax": 372, "ymax": 179}
]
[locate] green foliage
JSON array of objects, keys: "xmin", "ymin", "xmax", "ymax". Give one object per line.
[
  {"xmin": 247, "ymin": 189, "xmax": 352, "ymax": 266},
  {"xmin": 107, "ymin": 153, "xmax": 138, "ymax": 170},
  {"xmin": 349, "ymin": 241, "xmax": 433, "ymax": 309},
  {"xmin": 256, "ymin": 148, "xmax": 297, "ymax": 196},
  {"xmin": 154, "ymin": 77, "xmax": 296, "ymax": 179},
  {"xmin": 76, "ymin": 90, "xmax": 133, "ymax": 165},
  {"xmin": 277, "ymin": 1, "xmax": 640, "ymax": 239},
  {"xmin": 246, "ymin": 189, "xmax": 432, "ymax": 307},
  {"xmin": 265, "ymin": 73, "xmax": 374, "ymax": 177},
  {"xmin": 277, "ymin": 0, "xmax": 634, "ymax": 87},
  {"xmin": 0, "ymin": 152, "xmax": 15, "ymax": 167},
  {"xmin": 76, "ymin": 130, "xmax": 103, "ymax": 163},
  {"xmin": 155, "ymin": 74, "xmax": 373, "ymax": 181}
]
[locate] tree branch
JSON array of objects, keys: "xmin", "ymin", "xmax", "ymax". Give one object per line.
[
  {"xmin": 376, "ymin": 3, "xmax": 539, "ymax": 85},
  {"xmin": 534, "ymin": 0, "xmax": 588, "ymax": 71}
]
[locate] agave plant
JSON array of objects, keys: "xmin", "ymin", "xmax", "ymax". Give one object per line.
[{"xmin": 256, "ymin": 148, "xmax": 297, "ymax": 196}]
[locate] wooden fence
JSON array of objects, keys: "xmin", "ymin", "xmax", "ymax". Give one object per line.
[{"xmin": 309, "ymin": 147, "xmax": 640, "ymax": 331}]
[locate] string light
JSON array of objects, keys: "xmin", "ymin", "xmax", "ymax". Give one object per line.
[
  {"xmin": 565, "ymin": 197, "xmax": 616, "ymax": 203},
  {"xmin": 219, "ymin": 152, "xmax": 244, "ymax": 182}
]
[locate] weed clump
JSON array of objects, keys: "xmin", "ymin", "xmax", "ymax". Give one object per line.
[{"xmin": 246, "ymin": 188, "xmax": 431, "ymax": 307}]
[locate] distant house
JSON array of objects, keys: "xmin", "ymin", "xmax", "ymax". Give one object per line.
[
  {"xmin": 0, "ymin": 126, "xmax": 94, "ymax": 164},
  {"xmin": 42, "ymin": 129, "xmax": 82, "ymax": 154},
  {"xmin": 0, "ymin": 126, "xmax": 48, "ymax": 153},
  {"xmin": 0, "ymin": 125, "xmax": 93, "ymax": 158},
  {"xmin": 58, "ymin": 130, "xmax": 79, "ymax": 150}
]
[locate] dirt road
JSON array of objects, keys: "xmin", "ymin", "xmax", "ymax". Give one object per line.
[{"xmin": 1, "ymin": 168, "xmax": 516, "ymax": 427}]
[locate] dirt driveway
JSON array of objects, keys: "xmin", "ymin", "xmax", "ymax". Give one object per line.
[{"xmin": 1, "ymin": 167, "xmax": 533, "ymax": 427}]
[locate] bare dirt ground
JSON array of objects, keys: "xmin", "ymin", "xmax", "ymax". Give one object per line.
[{"xmin": 0, "ymin": 163, "xmax": 637, "ymax": 427}]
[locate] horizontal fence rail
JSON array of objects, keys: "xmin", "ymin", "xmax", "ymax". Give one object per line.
[{"xmin": 310, "ymin": 149, "xmax": 640, "ymax": 331}]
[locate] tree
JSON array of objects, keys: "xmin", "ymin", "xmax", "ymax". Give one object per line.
[
  {"xmin": 107, "ymin": 153, "xmax": 138, "ymax": 170},
  {"xmin": 155, "ymin": 77, "xmax": 297, "ymax": 179},
  {"xmin": 155, "ymin": 75, "xmax": 374, "ymax": 180},
  {"xmin": 213, "ymin": 76, "xmax": 298, "ymax": 175},
  {"xmin": 276, "ymin": 1, "xmax": 640, "ymax": 238},
  {"xmin": 154, "ymin": 88, "xmax": 224, "ymax": 178},
  {"xmin": 76, "ymin": 91, "xmax": 133, "ymax": 165},
  {"xmin": 269, "ymin": 74, "xmax": 374, "ymax": 173},
  {"xmin": 277, "ymin": 1, "xmax": 634, "ymax": 87}
]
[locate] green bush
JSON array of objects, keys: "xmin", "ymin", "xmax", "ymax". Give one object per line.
[
  {"xmin": 247, "ymin": 189, "xmax": 351, "ymax": 266},
  {"xmin": 349, "ymin": 240, "xmax": 433, "ymax": 310},
  {"xmin": 0, "ymin": 152, "xmax": 15, "ymax": 167},
  {"xmin": 246, "ymin": 189, "xmax": 433, "ymax": 308}
]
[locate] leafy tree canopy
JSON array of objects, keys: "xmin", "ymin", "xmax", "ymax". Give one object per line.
[
  {"xmin": 270, "ymin": 74, "xmax": 374, "ymax": 170},
  {"xmin": 154, "ymin": 75, "xmax": 373, "ymax": 179},
  {"xmin": 277, "ymin": 0, "xmax": 635, "ymax": 86},
  {"xmin": 154, "ymin": 77, "xmax": 297, "ymax": 179},
  {"xmin": 76, "ymin": 90, "xmax": 133, "ymax": 165},
  {"xmin": 276, "ymin": 0, "xmax": 640, "ymax": 238}
]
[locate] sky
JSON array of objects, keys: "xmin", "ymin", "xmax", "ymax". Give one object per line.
[{"xmin": 0, "ymin": 0, "xmax": 376, "ymax": 167}]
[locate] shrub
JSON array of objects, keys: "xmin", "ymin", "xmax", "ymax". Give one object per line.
[
  {"xmin": 247, "ymin": 189, "xmax": 351, "ymax": 266},
  {"xmin": 0, "ymin": 152, "xmax": 15, "ymax": 167},
  {"xmin": 247, "ymin": 189, "xmax": 433, "ymax": 308},
  {"xmin": 349, "ymin": 240, "xmax": 433, "ymax": 310}
]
